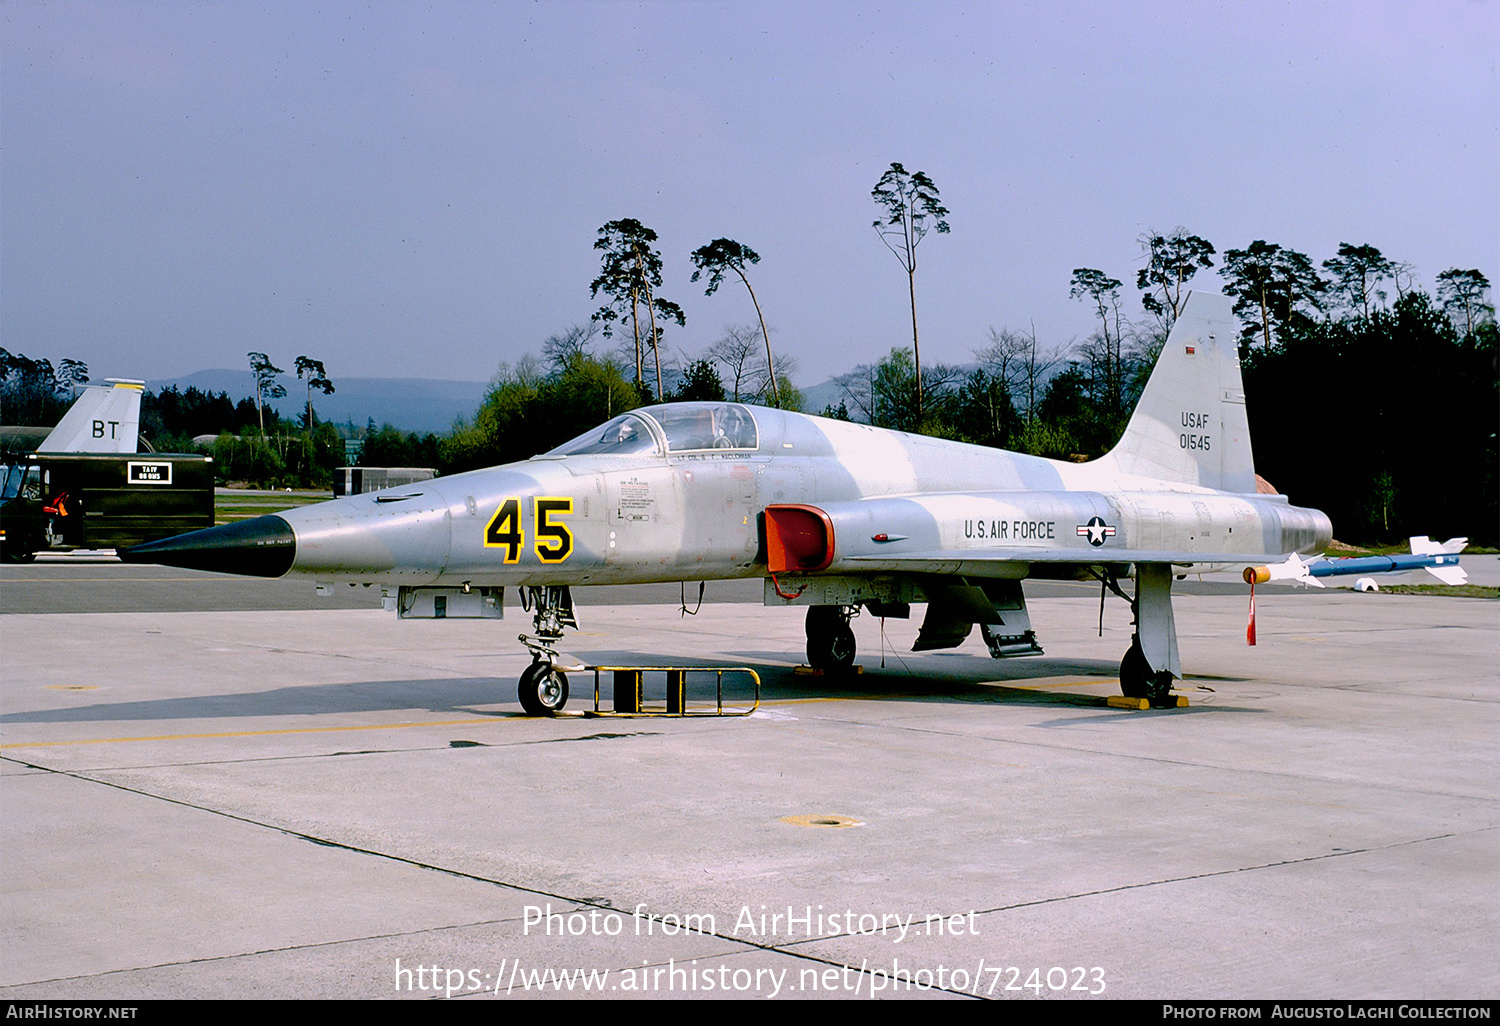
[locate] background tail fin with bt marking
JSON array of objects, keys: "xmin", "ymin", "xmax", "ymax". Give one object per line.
[{"xmin": 39, "ymin": 379, "xmax": 143, "ymax": 453}]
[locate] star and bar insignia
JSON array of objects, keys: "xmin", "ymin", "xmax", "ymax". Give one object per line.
[{"xmin": 1076, "ymin": 516, "xmax": 1116, "ymax": 546}]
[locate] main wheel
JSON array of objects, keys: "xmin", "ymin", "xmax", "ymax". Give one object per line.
[
  {"xmin": 1120, "ymin": 640, "xmax": 1173, "ymax": 703},
  {"xmin": 1119, "ymin": 641, "xmax": 1150, "ymax": 698},
  {"xmin": 806, "ymin": 606, "xmax": 856, "ymax": 672},
  {"xmin": 518, "ymin": 662, "xmax": 569, "ymax": 716}
]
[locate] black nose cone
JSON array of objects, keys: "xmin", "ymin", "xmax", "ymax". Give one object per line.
[{"xmin": 120, "ymin": 515, "xmax": 297, "ymax": 578}]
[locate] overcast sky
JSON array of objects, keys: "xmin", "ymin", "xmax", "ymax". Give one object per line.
[{"xmin": 2, "ymin": 1, "xmax": 1495, "ymax": 390}]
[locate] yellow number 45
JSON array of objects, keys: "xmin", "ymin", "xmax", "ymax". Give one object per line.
[{"xmin": 484, "ymin": 497, "xmax": 573, "ymax": 563}]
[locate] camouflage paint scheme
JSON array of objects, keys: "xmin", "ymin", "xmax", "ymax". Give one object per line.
[{"xmin": 124, "ymin": 293, "xmax": 1332, "ymax": 707}]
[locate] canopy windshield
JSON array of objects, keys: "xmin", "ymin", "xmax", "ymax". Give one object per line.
[
  {"xmin": 650, "ymin": 403, "xmax": 759, "ymax": 452},
  {"xmin": 545, "ymin": 414, "xmax": 660, "ymax": 457},
  {"xmin": 545, "ymin": 404, "xmax": 759, "ymax": 458}
]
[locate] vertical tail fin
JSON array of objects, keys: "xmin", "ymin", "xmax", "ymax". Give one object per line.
[
  {"xmin": 1100, "ymin": 292, "xmax": 1256, "ymax": 492},
  {"xmin": 39, "ymin": 379, "xmax": 143, "ymax": 453}
]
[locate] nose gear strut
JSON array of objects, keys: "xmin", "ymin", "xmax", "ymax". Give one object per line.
[{"xmin": 517, "ymin": 585, "xmax": 579, "ymax": 716}]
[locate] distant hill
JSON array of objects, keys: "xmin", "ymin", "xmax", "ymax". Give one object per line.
[
  {"xmin": 799, "ymin": 378, "xmax": 846, "ymax": 414},
  {"xmin": 146, "ymin": 366, "xmax": 993, "ymax": 434},
  {"xmin": 147, "ymin": 371, "xmax": 489, "ymax": 434}
]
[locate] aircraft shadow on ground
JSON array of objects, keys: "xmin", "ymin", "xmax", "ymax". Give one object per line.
[
  {"xmin": 1, "ymin": 656, "xmax": 1263, "ymax": 728},
  {"xmin": 0, "ymin": 677, "xmax": 517, "ymax": 726},
  {"xmin": 579, "ymin": 648, "xmax": 1138, "ymax": 710}
]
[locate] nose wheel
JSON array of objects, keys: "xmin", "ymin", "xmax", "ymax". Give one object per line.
[{"xmin": 519, "ymin": 661, "xmax": 569, "ymax": 716}]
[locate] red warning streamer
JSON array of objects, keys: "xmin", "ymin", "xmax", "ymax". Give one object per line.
[{"xmin": 1246, "ymin": 576, "xmax": 1257, "ymax": 646}]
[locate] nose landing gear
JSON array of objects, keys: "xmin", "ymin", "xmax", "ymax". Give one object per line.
[{"xmin": 517, "ymin": 585, "xmax": 578, "ymax": 716}]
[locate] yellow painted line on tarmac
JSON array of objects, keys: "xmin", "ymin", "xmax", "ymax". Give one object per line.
[
  {"xmin": 979, "ymin": 679, "xmax": 1109, "ymax": 691},
  {"xmin": 756, "ymin": 679, "xmax": 1109, "ymax": 706},
  {"xmin": 0, "ymin": 717, "xmax": 510, "ymax": 749},
  {"xmin": 760, "ymin": 696, "xmax": 862, "ymax": 706}
]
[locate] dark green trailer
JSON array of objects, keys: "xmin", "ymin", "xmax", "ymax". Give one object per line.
[{"xmin": 0, "ymin": 453, "xmax": 214, "ymax": 562}]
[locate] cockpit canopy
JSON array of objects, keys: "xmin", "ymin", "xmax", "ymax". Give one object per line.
[{"xmin": 545, "ymin": 403, "xmax": 760, "ymax": 458}]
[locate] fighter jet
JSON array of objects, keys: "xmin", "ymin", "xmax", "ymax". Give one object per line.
[{"xmin": 123, "ymin": 292, "xmax": 1331, "ymax": 714}]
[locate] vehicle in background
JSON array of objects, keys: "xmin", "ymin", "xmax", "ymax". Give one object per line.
[{"xmin": 0, "ymin": 453, "xmax": 213, "ymax": 562}]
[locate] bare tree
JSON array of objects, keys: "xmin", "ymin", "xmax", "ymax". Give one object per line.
[
  {"xmin": 753, "ymin": 352, "xmax": 799, "ymax": 408},
  {"xmin": 833, "ymin": 362, "xmax": 881, "ymax": 425},
  {"xmin": 976, "ymin": 324, "xmax": 1062, "ymax": 426},
  {"xmin": 542, "ymin": 322, "xmax": 601, "ymax": 370},
  {"xmin": 513, "ymin": 353, "xmax": 544, "ymax": 389},
  {"xmin": 975, "ymin": 326, "xmax": 1028, "ymax": 388},
  {"xmin": 707, "ymin": 325, "xmax": 763, "ymax": 402},
  {"xmin": 1390, "ymin": 260, "xmax": 1418, "ymax": 302},
  {"xmin": 1014, "ymin": 321, "xmax": 1062, "ymax": 425}
]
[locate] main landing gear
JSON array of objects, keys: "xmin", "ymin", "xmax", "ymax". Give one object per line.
[
  {"xmin": 805, "ymin": 604, "xmax": 857, "ymax": 672},
  {"xmin": 1118, "ymin": 636, "xmax": 1175, "ymax": 704},
  {"xmin": 517, "ymin": 585, "xmax": 577, "ymax": 716},
  {"xmin": 1095, "ymin": 563, "xmax": 1180, "ymax": 706}
]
